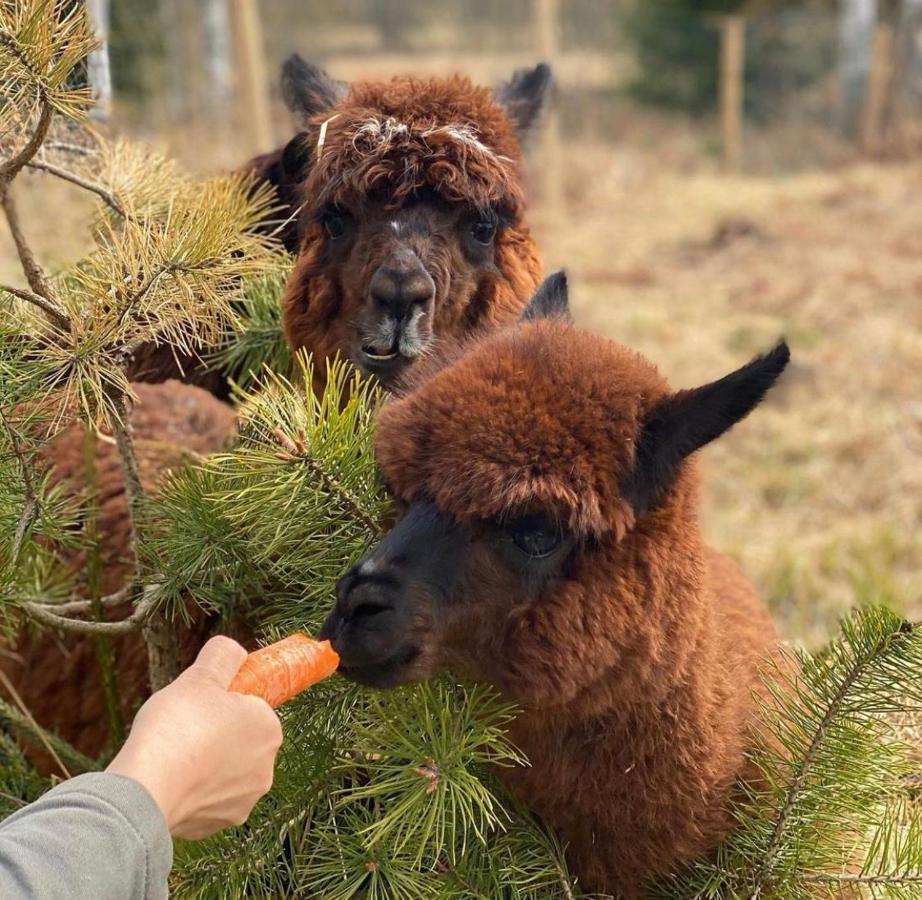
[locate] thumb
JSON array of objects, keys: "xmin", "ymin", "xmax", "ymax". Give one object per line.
[{"xmin": 184, "ymin": 636, "xmax": 248, "ymax": 690}]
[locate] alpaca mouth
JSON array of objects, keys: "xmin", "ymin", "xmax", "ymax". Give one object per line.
[
  {"xmin": 361, "ymin": 343, "xmax": 400, "ymax": 363},
  {"xmin": 336, "ymin": 646, "xmax": 421, "ymax": 688}
]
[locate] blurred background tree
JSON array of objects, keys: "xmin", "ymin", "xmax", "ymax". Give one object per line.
[{"xmin": 622, "ymin": 0, "xmax": 836, "ymax": 119}]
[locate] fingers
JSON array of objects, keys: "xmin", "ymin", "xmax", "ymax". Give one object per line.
[{"xmin": 185, "ymin": 636, "xmax": 248, "ymax": 690}]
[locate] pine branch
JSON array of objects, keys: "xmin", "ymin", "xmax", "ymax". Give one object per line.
[
  {"xmin": 0, "ymin": 693, "xmax": 98, "ymax": 776},
  {"xmin": 801, "ymin": 872, "xmax": 922, "ymax": 885},
  {"xmin": 0, "ymin": 191, "xmax": 60, "ymax": 311},
  {"xmin": 0, "ymin": 96, "xmax": 52, "ymax": 186},
  {"xmin": 20, "ymin": 590, "xmax": 155, "ymax": 636},
  {"xmin": 31, "ymin": 584, "xmax": 133, "ymax": 617},
  {"xmin": 747, "ymin": 619, "xmax": 915, "ymax": 898},
  {"xmin": 107, "ymin": 389, "xmax": 179, "ymax": 689},
  {"xmin": 273, "ymin": 427, "xmax": 383, "ymax": 538},
  {"xmin": 0, "ymin": 667, "xmax": 69, "ymax": 778},
  {"xmin": 44, "ymin": 140, "xmax": 93, "ymax": 157},
  {"xmin": 654, "ymin": 608, "xmax": 922, "ymax": 899},
  {"xmin": 0, "ymin": 282, "xmax": 68, "ymax": 331},
  {"xmin": 107, "ymin": 390, "xmax": 144, "ymax": 554},
  {"xmin": 25, "ymin": 158, "xmax": 127, "ymax": 217},
  {"xmin": 83, "ymin": 425, "xmax": 126, "ymax": 747}
]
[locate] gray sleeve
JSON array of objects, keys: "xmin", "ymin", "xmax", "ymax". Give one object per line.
[{"xmin": 0, "ymin": 772, "xmax": 173, "ymax": 900}]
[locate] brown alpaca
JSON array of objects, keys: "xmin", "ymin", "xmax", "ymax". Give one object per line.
[
  {"xmin": 247, "ymin": 55, "xmax": 550, "ymax": 391},
  {"xmin": 320, "ymin": 274, "xmax": 790, "ymax": 897},
  {"xmin": 2, "ymin": 382, "xmax": 238, "ymax": 762},
  {"xmin": 131, "ymin": 59, "xmax": 549, "ymax": 395}
]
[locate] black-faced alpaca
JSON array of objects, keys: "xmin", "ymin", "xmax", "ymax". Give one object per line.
[
  {"xmin": 246, "ymin": 55, "xmax": 551, "ymax": 391},
  {"xmin": 320, "ymin": 274, "xmax": 790, "ymax": 897}
]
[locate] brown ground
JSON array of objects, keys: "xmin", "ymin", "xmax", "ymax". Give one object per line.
[{"xmin": 3, "ymin": 140, "xmax": 920, "ymax": 650}]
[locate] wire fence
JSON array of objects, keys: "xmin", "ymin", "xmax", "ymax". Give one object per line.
[{"xmin": 104, "ymin": 0, "xmax": 922, "ymax": 175}]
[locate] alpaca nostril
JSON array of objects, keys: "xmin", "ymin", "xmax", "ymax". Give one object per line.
[
  {"xmin": 350, "ymin": 602, "xmax": 392, "ymax": 621},
  {"xmin": 342, "ymin": 575, "xmax": 398, "ymax": 627}
]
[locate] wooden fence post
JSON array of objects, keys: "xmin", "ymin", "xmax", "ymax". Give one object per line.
[
  {"xmin": 535, "ymin": 0, "xmax": 563, "ymax": 210},
  {"xmin": 718, "ymin": 14, "xmax": 746, "ymax": 173},
  {"xmin": 230, "ymin": 0, "xmax": 273, "ymax": 155},
  {"xmin": 860, "ymin": 22, "xmax": 895, "ymax": 155}
]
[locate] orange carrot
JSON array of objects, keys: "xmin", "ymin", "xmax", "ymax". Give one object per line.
[{"xmin": 230, "ymin": 634, "xmax": 340, "ymax": 708}]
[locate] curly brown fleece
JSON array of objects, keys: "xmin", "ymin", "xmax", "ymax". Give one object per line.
[
  {"xmin": 374, "ymin": 320, "xmax": 784, "ymax": 896},
  {"xmin": 278, "ymin": 74, "xmax": 543, "ymax": 371}
]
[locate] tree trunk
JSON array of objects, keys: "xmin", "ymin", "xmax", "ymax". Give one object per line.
[
  {"xmin": 203, "ymin": 0, "xmax": 233, "ymax": 118},
  {"xmin": 838, "ymin": 0, "xmax": 875, "ymax": 135}
]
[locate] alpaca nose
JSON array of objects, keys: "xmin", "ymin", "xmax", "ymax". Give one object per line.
[
  {"xmin": 369, "ymin": 250, "xmax": 434, "ymax": 322},
  {"xmin": 321, "ymin": 564, "xmax": 400, "ymax": 653}
]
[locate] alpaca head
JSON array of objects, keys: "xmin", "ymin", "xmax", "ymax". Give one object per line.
[
  {"xmin": 321, "ymin": 274, "xmax": 790, "ymax": 703},
  {"xmin": 260, "ymin": 55, "xmax": 550, "ymax": 388}
]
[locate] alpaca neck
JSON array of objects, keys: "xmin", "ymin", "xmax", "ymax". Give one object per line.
[{"xmin": 497, "ymin": 484, "xmax": 756, "ymax": 893}]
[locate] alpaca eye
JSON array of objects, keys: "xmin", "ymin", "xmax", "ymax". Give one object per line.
[
  {"xmin": 510, "ymin": 517, "xmax": 562, "ymax": 558},
  {"xmin": 323, "ymin": 213, "xmax": 347, "ymax": 240},
  {"xmin": 471, "ymin": 221, "xmax": 496, "ymax": 244}
]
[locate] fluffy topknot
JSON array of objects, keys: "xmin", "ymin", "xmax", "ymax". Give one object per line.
[
  {"xmin": 303, "ymin": 74, "xmax": 526, "ymax": 214},
  {"xmin": 375, "ymin": 320, "xmax": 671, "ymax": 538}
]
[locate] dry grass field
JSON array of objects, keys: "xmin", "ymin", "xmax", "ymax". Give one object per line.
[
  {"xmin": 536, "ymin": 150, "xmax": 922, "ymax": 647},
  {"xmin": 3, "ymin": 131, "xmax": 919, "ymax": 651}
]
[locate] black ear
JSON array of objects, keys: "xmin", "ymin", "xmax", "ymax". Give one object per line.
[
  {"xmin": 521, "ymin": 271, "xmax": 571, "ymax": 322},
  {"xmin": 280, "ymin": 54, "xmax": 347, "ymax": 126},
  {"xmin": 279, "ymin": 131, "xmax": 314, "ymax": 184},
  {"xmin": 623, "ymin": 341, "xmax": 791, "ymax": 515},
  {"xmin": 495, "ymin": 63, "xmax": 553, "ymax": 136}
]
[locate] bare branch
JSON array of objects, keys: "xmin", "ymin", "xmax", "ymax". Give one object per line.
[
  {"xmin": 45, "ymin": 140, "xmax": 94, "ymax": 157},
  {"xmin": 21, "ymin": 585, "xmax": 158, "ymax": 637},
  {"xmin": 107, "ymin": 390, "xmax": 180, "ymax": 689},
  {"xmin": 0, "ymin": 97, "xmax": 67, "ymax": 319},
  {"xmin": 1, "ymin": 190, "xmax": 60, "ymax": 306},
  {"xmin": 0, "ymin": 99, "xmax": 53, "ymax": 186},
  {"xmin": 107, "ymin": 391, "xmax": 145, "ymax": 554},
  {"xmin": 0, "ymin": 282, "xmax": 69, "ymax": 331},
  {"xmin": 801, "ymin": 873, "xmax": 922, "ymax": 885},
  {"xmin": 22, "ymin": 601, "xmax": 141, "ymax": 636},
  {"xmin": 26, "ymin": 158, "xmax": 126, "ymax": 217},
  {"xmin": 33, "ymin": 584, "xmax": 134, "ymax": 617}
]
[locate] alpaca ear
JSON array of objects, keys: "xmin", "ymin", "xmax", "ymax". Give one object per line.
[
  {"xmin": 495, "ymin": 63, "xmax": 553, "ymax": 136},
  {"xmin": 280, "ymin": 54, "xmax": 347, "ymax": 126},
  {"xmin": 279, "ymin": 131, "xmax": 314, "ymax": 184},
  {"xmin": 622, "ymin": 341, "xmax": 791, "ymax": 515},
  {"xmin": 521, "ymin": 271, "xmax": 572, "ymax": 322}
]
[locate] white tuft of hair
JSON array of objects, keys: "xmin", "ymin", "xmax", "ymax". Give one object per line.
[
  {"xmin": 350, "ymin": 117, "xmax": 512, "ymax": 165},
  {"xmin": 352, "ymin": 116, "xmax": 410, "ymax": 151}
]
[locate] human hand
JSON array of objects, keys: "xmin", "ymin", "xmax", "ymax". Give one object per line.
[{"xmin": 106, "ymin": 636, "xmax": 283, "ymax": 840}]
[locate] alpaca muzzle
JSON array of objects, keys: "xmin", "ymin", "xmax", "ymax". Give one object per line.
[
  {"xmin": 357, "ymin": 249, "xmax": 435, "ymax": 380},
  {"xmin": 322, "ymin": 499, "xmax": 463, "ymax": 686}
]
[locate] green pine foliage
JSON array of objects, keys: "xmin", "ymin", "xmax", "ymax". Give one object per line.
[
  {"xmin": 211, "ymin": 264, "xmax": 294, "ymax": 391},
  {"xmin": 653, "ymin": 606, "xmax": 922, "ymax": 898},
  {"xmin": 143, "ymin": 355, "xmax": 386, "ymax": 629},
  {"xmin": 0, "ymin": 731, "xmax": 49, "ymax": 820}
]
